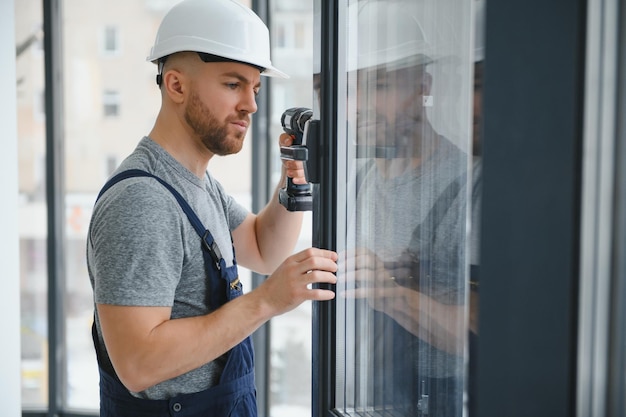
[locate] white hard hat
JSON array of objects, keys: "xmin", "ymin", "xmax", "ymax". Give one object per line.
[
  {"xmin": 147, "ymin": 0, "xmax": 288, "ymax": 78},
  {"xmin": 348, "ymin": 0, "xmax": 432, "ymax": 72},
  {"xmin": 347, "ymin": 0, "xmax": 457, "ymax": 72}
]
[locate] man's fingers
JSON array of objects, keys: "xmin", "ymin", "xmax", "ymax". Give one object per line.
[
  {"xmin": 308, "ymin": 288, "xmax": 336, "ymax": 301},
  {"xmin": 306, "ymin": 270, "xmax": 338, "ymax": 285},
  {"xmin": 292, "ymin": 247, "xmax": 338, "ymax": 264},
  {"xmin": 283, "ymin": 160, "xmax": 307, "ymax": 184}
]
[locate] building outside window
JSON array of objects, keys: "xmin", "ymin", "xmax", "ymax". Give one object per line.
[{"xmin": 102, "ymin": 90, "xmax": 120, "ymax": 117}]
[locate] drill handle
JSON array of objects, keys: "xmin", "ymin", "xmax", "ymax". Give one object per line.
[{"xmin": 280, "ymin": 145, "xmax": 309, "ymax": 162}]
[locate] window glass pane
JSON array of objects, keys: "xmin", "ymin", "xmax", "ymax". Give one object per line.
[
  {"xmin": 337, "ymin": 0, "xmax": 474, "ymax": 415},
  {"xmin": 16, "ymin": 0, "xmax": 48, "ymax": 409},
  {"xmin": 269, "ymin": 1, "xmax": 315, "ymax": 416},
  {"xmin": 102, "ymin": 90, "xmax": 120, "ymax": 117}
]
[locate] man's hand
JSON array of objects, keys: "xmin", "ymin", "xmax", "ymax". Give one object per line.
[{"xmin": 253, "ymin": 247, "xmax": 338, "ymax": 315}]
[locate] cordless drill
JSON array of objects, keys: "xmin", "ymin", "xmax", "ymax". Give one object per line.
[{"xmin": 279, "ymin": 107, "xmax": 313, "ymax": 211}]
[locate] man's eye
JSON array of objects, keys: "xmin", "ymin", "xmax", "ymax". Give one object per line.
[{"xmin": 226, "ymin": 83, "xmax": 239, "ymax": 89}]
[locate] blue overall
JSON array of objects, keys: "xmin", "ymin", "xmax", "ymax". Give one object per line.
[{"xmin": 91, "ymin": 169, "xmax": 257, "ymax": 417}]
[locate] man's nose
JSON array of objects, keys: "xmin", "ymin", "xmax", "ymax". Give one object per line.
[{"xmin": 239, "ymin": 89, "xmax": 258, "ymax": 114}]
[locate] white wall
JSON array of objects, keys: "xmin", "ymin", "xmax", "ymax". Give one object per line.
[{"xmin": 0, "ymin": 0, "xmax": 23, "ymax": 415}]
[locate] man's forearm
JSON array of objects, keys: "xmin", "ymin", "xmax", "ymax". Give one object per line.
[
  {"xmin": 99, "ymin": 291, "xmax": 274, "ymax": 393},
  {"xmin": 254, "ymin": 175, "xmax": 305, "ymax": 270}
]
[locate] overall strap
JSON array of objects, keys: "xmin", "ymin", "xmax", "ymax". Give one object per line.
[
  {"xmin": 413, "ymin": 172, "xmax": 467, "ymax": 247},
  {"xmin": 96, "ymin": 169, "xmax": 223, "ymax": 269}
]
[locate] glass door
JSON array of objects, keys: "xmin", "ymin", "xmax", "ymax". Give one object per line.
[{"xmin": 314, "ymin": 0, "xmax": 478, "ymax": 416}]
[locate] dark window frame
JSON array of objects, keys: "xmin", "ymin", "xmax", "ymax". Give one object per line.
[
  {"xmin": 43, "ymin": 0, "xmax": 67, "ymax": 415},
  {"xmin": 311, "ymin": 0, "xmax": 340, "ymax": 416},
  {"xmin": 607, "ymin": 0, "xmax": 626, "ymax": 414}
]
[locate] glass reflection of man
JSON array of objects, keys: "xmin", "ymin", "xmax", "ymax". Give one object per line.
[{"xmin": 342, "ymin": 1, "xmax": 471, "ymax": 416}]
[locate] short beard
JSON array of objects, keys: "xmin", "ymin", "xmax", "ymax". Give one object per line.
[{"xmin": 184, "ymin": 90, "xmax": 244, "ymax": 156}]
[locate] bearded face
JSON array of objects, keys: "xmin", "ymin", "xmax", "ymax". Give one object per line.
[{"xmin": 184, "ymin": 89, "xmax": 247, "ymax": 156}]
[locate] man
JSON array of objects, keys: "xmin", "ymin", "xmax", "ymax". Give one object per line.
[{"xmin": 86, "ymin": 1, "xmax": 337, "ymax": 416}]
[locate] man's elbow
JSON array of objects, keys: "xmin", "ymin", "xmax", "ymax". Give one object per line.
[{"xmin": 112, "ymin": 359, "xmax": 159, "ymax": 394}]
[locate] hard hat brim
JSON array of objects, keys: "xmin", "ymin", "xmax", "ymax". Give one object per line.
[
  {"xmin": 146, "ymin": 50, "xmax": 289, "ymax": 79},
  {"xmin": 260, "ymin": 65, "xmax": 289, "ymax": 79}
]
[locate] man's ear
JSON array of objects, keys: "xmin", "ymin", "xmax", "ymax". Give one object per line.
[{"xmin": 162, "ymin": 69, "xmax": 186, "ymax": 104}]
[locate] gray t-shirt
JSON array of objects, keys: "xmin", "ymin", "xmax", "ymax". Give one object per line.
[{"xmin": 87, "ymin": 137, "xmax": 249, "ymax": 399}]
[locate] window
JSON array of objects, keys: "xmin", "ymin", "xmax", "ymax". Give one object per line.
[
  {"xmin": 332, "ymin": 0, "xmax": 474, "ymax": 415},
  {"xmin": 102, "ymin": 25, "xmax": 120, "ymax": 55},
  {"xmin": 268, "ymin": 1, "xmax": 316, "ymax": 415},
  {"xmin": 34, "ymin": 89, "xmax": 45, "ymax": 121},
  {"xmin": 14, "ymin": 0, "xmax": 625, "ymax": 415},
  {"xmin": 16, "ymin": 0, "xmax": 48, "ymax": 410},
  {"xmin": 102, "ymin": 90, "xmax": 120, "ymax": 117},
  {"xmin": 105, "ymin": 155, "xmax": 118, "ymax": 177},
  {"xmin": 274, "ymin": 20, "xmax": 308, "ymax": 50}
]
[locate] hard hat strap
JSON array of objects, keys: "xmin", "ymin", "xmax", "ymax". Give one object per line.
[{"xmin": 156, "ymin": 59, "xmax": 166, "ymax": 86}]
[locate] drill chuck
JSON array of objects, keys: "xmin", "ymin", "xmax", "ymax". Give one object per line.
[{"xmin": 281, "ymin": 107, "xmax": 313, "ymax": 142}]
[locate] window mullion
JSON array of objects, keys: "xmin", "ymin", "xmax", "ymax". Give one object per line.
[
  {"xmin": 250, "ymin": 1, "xmax": 272, "ymax": 416},
  {"xmin": 43, "ymin": 0, "xmax": 67, "ymax": 414}
]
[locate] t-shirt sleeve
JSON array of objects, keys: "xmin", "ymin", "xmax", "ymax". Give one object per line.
[
  {"xmin": 211, "ymin": 177, "xmax": 250, "ymax": 231},
  {"xmin": 89, "ymin": 179, "xmax": 185, "ymax": 307}
]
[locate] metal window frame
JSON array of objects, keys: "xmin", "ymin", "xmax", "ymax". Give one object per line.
[
  {"xmin": 311, "ymin": 0, "xmax": 342, "ymax": 416},
  {"xmin": 577, "ymin": 0, "xmax": 626, "ymax": 416},
  {"xmin": 576, "ymin": 0, "xmax": 622, "ymax": 415},
  {"xmin": 607, "ymin": 5, "xmax": 626, "ymax": 417},
  {"xmin": 250, "ymin": 4, "xmax": 272, "ymax": 417},
  {"xmin": 43, "ymin": 0, "xmax": 67, "ymax": 415}
]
